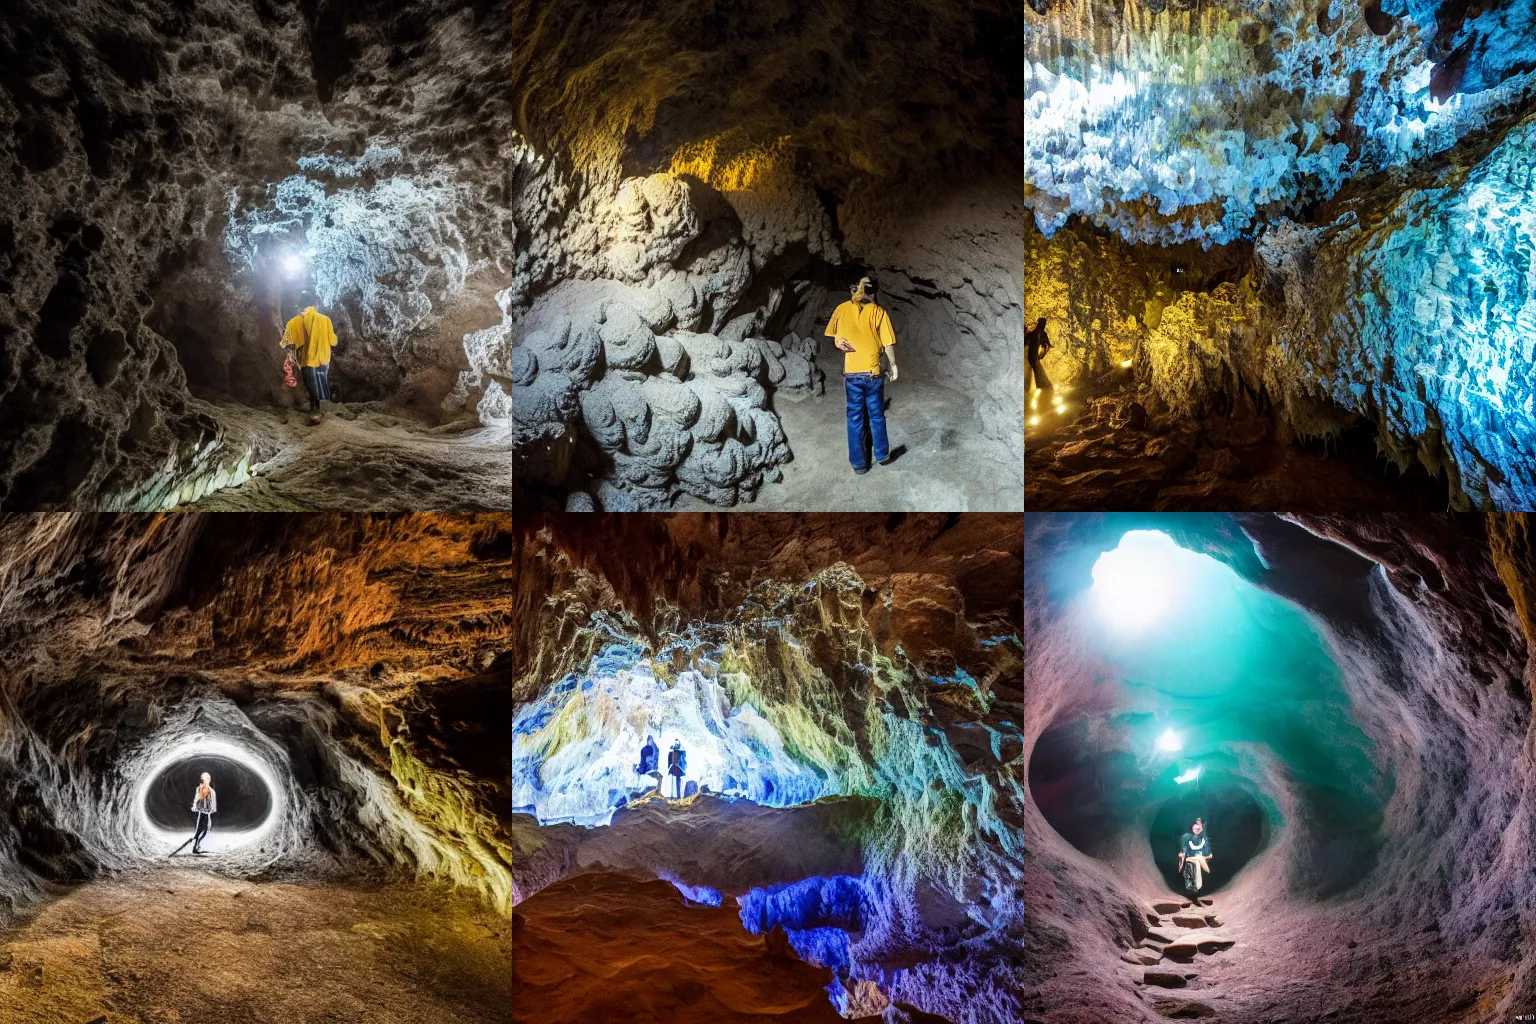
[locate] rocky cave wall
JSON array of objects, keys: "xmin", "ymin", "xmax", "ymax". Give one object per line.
[
  {"xmin": 512, "ymin": 513, "xmax": 1025, "ymax": 1022},
  {"xmin": 508, "ymin": 1, "xmax": 1024, "ymax": 510},
  {"xmin": 1024, "ymin": 0, "xmax": 1536, "ymax": 509},
  {"xmin": 1023, "ymin": 513, "xmax": 1536, "ymax": 1023},
  {"xmin": 0, "ymin": 0, "xmax": 513, "ymax": 510},
  {"xmin": 0, "ymin": 512, "xmax": 513, "ymax": 920}
]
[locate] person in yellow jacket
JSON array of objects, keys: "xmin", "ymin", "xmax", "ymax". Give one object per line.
[
  {"xmin": 824, "ymin": 276, "xmax": 899, "ymax": 474},
  {"xmin": 280, "ymin": 296, "xmax": 338, "ymax": 425}
]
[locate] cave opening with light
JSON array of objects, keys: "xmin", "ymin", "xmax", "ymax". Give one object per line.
[
  {"xmin": 0, "ymin": 513, "xmax": 512, "ymax": 1022},
  {"xmin": 0, "ymin": 0, "xmax": 512, "ymax": 510},
  {"xmin": 512, "ymin": 513, "xmax": 1024, "ymax": 1024},
  {"xmin": 1024, "ymin": 512, "xmax": 1536, "ymax": 1023},
  {"xmin": 508, "ymin": 2, "xmax": 1025, "ymax": 512},
  {"xmin": 1024, "ymin": 0, "xmax": 1536, "ymax": 511}
]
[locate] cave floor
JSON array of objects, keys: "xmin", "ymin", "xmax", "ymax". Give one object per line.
[
  {"xmin": 0, "ymin": 869, "xmax": 510, "ymax": 1024},
  {"xmin": 512, "ymin": 871, "xmax": 868, "ymax": 1024},
  {"xmin": 673, "ymin": 350, "xmax": 1022, "ymax": 512},
  {"xmin": 183, "ymin": 402, "xmax": 512, "ymax": 510},
  {"xmin": 1024, "ymin": 379, "xmax": 1449, "ymax": 510}
]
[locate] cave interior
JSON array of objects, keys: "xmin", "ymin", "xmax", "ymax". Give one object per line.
[
  {"xmin": 1024, "ymin": 512, "xmax": 1536, "ymax": 1023},
  {"xmin": 1024, "ymin": 0, "xmax": 1536, "ymax": 511},
  {"xmin": 511, "ymin": 512, "xmax": 1025, "ymax": 1024},
  {"xmin": 0, "ymin": 513, "xmax": 513, "ymax": 1023}
]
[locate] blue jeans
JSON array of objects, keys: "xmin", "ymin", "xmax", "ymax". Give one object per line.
[
  {"xmin": 844, "ymin": 372, "xmax": 889, "ymax": 471},
  {"xmin": 302, "ymin": 364, "xmax": 330, "ymax": 411}
]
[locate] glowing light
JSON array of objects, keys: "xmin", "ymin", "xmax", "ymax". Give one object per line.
[
  {"xmin": 281, "ymin": 252, "xmax": 306, "ymax": 275},
  {"xmin": 133, "ymin": 736, "xmax": 284, "ymax": 853},
  {"xmin": 1090, "ymin": 529, "xmax": 1188, "ymax": 630},
  {"xmin": 1156, "ymin": 728, "xmax": 1183, "ymax": 753},
  {"xmin": 1121, "ymin": 359, "xmax": 1133, "ymax": 368},
  {"xmin": 1029, "ymin": 415, "xmax": 1040, "ymax": 427},
  {"xmin": 1174, "ymin": 765, "xmax": 1201, "ymax": 784}
]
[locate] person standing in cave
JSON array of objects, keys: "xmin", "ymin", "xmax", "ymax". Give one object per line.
[
  {"xmin": 666, "ymin": 740, "xmax": 687, "ymax": 800},
  {"xmin": 1177, "ymin": 817, "xmax": 1213, "ymax": 900},
  {"xmin": 635, "ymin": 734, "xmax": 661, "ymax": 795},
  {"xmin": 1026, "ymin": 317, "xmax": 1053, "ymax": 396},
  {"xmin": 825, "ymin": 276, "xmax": 899, "ymax": 475},
  {"xmin": 280, "ymin": 293, "xmax": 339, "ymax": 426},
  {"xmin": 191, "ymin": 772, "xmax": 217, "ymax": 855}
]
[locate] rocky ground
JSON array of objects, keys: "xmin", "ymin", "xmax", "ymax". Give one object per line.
[
  {"xmin": 0, "ymin": 869, "xmax": 509, "ymax": 1024},
  {"xmin": 1025, "ymin": 378, "xmax": 1450, "ymax": 510}
]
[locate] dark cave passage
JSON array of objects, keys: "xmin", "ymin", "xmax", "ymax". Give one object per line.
[
  {"xmin": 1148, "ymin": 772, "xmax": 1268, "ymax": 897},
  {"xmin": 1025, "ymin": 512, "xmax": 1536, "ymax": 1024},
  {"xmin": 143, "ymin": 753, "xmax": 273, "ymax": 834}
]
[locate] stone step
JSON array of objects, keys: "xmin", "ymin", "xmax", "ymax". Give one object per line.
[
  {"xmin": 1162, "ymin": 934, "xmax": 1235, "ymax": 961},
  {"xmin": 1153, "ymin": 997, "xmax": 1218, "ymax": 1019},
  {"xmin": 1170, "ymin": 914, "xmax": 1210, "ymax": 929},
  {"xmin": 1144, "ymin": 970, "xmax": 1194, "ymax": 988},
  {"xmin": 1144, "ymin": 929, "xmax": 1174, "ymax": 945},
  {"xmin": 1152, "ymin": 901, "xmax": 1184, "ymax": 915},
  {"xmin": 1121, "ymin": 949, "xmax": 1163, "ymax": 966}
]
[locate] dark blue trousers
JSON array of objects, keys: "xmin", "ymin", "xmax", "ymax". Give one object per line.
[
  {"xmin": 844, "ymin": 372, "xmax": 890, "ymax": 471},
  {"xmin": 302, "ymin": 364, "xmax": 330, "ymax": 411}
]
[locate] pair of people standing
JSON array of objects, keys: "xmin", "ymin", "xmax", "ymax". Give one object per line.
[{"xmin": 636, "ymin": 735, "xmax": 689, "ymax": 800}]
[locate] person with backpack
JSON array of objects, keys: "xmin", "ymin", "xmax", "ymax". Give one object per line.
[
  {"xmin": 280, "ymin": 293, "xmax": 338, "ymax": 425},
  {"xmin": 191, "ymin": 772, "xmax": 217, "ymax": 855}
]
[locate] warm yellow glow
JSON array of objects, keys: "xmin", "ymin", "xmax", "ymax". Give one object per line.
[
  {"xmin": 1029, "ymin": 416, "xmax": 1040, "ymax": 427},
  {"xmin": 669, "ymin": 132, "xmax": 791, "ymax": 192},
  {"xmin": 1121, "ymin": 359, "xmax": 1133, "ymax": 368}
]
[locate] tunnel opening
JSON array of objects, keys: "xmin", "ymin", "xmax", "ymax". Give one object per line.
[
  {"xmin": 143, "ymin": 753, "xmax": 274, "ymax": 834},
  {"xmin": 1148, "ymin": 769, "xmax": 1268, "ymax": 896}
]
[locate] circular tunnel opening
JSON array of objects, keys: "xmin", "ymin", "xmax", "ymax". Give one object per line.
[
  {"xmin": 144, "ymin": 754, "xmax": 273, "ymax": 833},
  {"xmin": 1027, "ymin": 715, "xmax": 1142, "ymax": 860},
  {"xmin": 1148, "ymin": 769, "xmax": 1268, "ymax": 896}
]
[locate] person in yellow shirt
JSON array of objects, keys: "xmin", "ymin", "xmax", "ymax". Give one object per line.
[
  {"xmin": 824, "ymin": 276, "xmax": 899, "ymax": 474},
  {"xmin": 280, "ymin": 295, "xmax": 338, "ymax": 425}
]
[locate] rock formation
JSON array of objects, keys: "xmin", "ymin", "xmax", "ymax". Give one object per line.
[
  {"xmin": 1024, "ymin": 513, "xmax": 1536, "ymax": 1022},
  {"xmin": 0, "ymin": 513, "xmax": 513, "ymax": 920},
  {"xmin": 512, "ymin": 513, "xmax": 1024, "ymax": 1023},
  {"xmin": 0, "ymin": 0, "xmax": 512, "ymax": 508},
  {"xmin": 1025, "ymin": 0, "xmax": 1536, "ymax": 509},
  {"xmin": 509, "ymin": 1, "xmax": 1025, "ymax": 509}
]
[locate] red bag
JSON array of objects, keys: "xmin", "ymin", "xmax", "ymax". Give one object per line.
[{"xmin": 283, "ymin": 356, "xmax": 298, "ymax": 388}]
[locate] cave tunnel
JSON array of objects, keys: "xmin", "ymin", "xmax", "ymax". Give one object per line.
[
  {"xmin": 0, "ymin": 0, "xmax": 515, "ymax": 510},
  {"xmin": 512, "ymin": 512, "xmax": 1025, "ymax": 1023},
  {"xmin": 1024, "ymin": 0, "xmax": 1536, "ymax": 512},
  {"xmin": 1024, "ymin": 512, "xmax": 1536, "ymax": 1024},
  {"xmin": 0, "ymin": 513, "xmax": 512, "ymax": 1022},
  {"xmin": 142, "ymin": 751, "xmax": 274, "ymax": 836}
]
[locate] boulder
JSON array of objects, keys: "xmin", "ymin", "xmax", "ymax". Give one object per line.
[
  {"xmin": 1171, "ymin": 914, "xmax": 1210, "ymax": 929},
  {"xmin": 1143, "ymin": 970, "xmax": 1189, "ymax": 988}
]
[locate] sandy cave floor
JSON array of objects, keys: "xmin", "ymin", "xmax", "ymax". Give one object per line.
[
  {"xmin": 674, "ymin": 350, "xmax": 1022, "ymax": 512},
  {"xmin": 513, "ymin": 871, "xmax": 861, "ymax": 1024},
  {"xmin": 184, "ymin": 402, "xmax": 512, "ymax": 510},
  {"xmin": 0, "ymin": 868, "xmax": 510, "ymax": 1024}
]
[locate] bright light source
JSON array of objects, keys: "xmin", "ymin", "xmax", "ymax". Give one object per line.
[
  {"xmin": 133, "ymin": 736, "xmax": 284, "ymax": 852},
  {"xmin": 282, "ymin": 252, "xmax": 306, "ymax": 275},
  {"xmin": 1156, "ymin": 728, "xmax": 1183, "ymax": 752},
  {"xmin": 1028, "ymin": 415, "xmax": 1040, "ymax": 427},
  {"xmin": 1174, "ymin": 765, "xmax": 1201, "ymax": 784},
  {"xmin": 1121, "ymin": 359, "xmax": 1133, "ymax": 368},
  {"xmin": 1090, "ymin": 529, "xmax": 1187, "ymax": 630}
]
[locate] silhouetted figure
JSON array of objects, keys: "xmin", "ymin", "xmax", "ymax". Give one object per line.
[
  {"xmin": 1177, "ymin": 816, "xmax": 1212, "ymax": 898},
  {"xmin": 637, "ymin": 734, "xmax": 659, "ymax": 776},
  {"xmin": 1026, "ymin": 317, "xmax": 1053, "ymax": 395},
  {"xmin": 667, "ymin": 741, "xmax": 687, "ymax": 799},
  {"xmin": 191, "ymin": 772, "xmax": 217, "ymax": 855}
]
